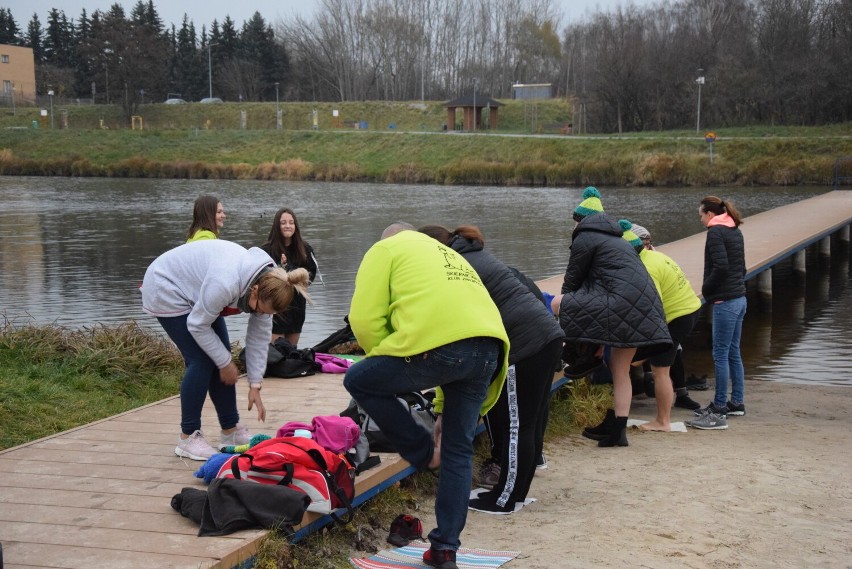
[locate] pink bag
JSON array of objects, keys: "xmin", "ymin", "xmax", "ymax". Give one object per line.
[
  {"xmin": 315, "ymin": 353, "xmax": 354, "ymax": 373},
  {"xmin": 277, "ymin": 415, "xmax": 361, "ymax": 454},
  {"xmin": 313, "ymin": 415, "xmax": 361, "ymax": 454},
  {"xmin": 277, "ymin": 420, "xmax": 312, "ymax": 439}
]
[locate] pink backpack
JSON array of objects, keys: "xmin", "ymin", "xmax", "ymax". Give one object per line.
[{"xmin": 277, "ymin": 415, "xmax": 361, "ymax": 454}]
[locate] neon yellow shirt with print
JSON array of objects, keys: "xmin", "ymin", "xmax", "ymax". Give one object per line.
[
  {"xmin": 187, "ymin": 229, "xmax": 217, "ymax": 243},
  {"xmin": 639, "ymin": 249, "xmax": 701, "ymax": 323},
  {"xmin": 348, "ymin": 230, "xmax": 510, "ymax": 415}
]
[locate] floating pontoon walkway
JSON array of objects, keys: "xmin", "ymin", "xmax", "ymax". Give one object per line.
[{"xmin": 1, "ymin": 191, "xmax": 850, "ymax": 569}]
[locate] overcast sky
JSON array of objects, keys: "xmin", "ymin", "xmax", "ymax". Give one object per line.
[{"xmin": 8, "ymin": 0, "xmax": 655, "ymax": 30}]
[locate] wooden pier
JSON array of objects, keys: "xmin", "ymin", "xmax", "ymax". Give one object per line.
[
  {"xmin": 537, "ymin": 190, "xmax": 852, "ymax": 298},
  {"xmin": 1, "ymin": 191, "xmax": 850, "ymax": 569}
]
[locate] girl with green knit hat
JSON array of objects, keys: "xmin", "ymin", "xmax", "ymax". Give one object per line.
[{"xmin": 552, "ymin": 187, "xmax": 671, "ymax": 448}]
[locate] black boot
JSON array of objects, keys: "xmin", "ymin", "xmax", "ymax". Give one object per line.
[
  {"xmin": 582, "ymin": 409, "xmax": 616, "ymax": 441},
  {"xmin": 598, "ymin": 416, "xmax": 629, "ymax": 447}
]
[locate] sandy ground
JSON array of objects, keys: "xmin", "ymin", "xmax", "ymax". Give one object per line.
[{"xmin": 413, "ymin": 381, "xmax": 852, "ymax": 569}]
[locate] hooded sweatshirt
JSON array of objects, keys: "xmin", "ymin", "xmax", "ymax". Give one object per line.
[
  {"xmin": 141, "ymin": 240, "xmax": 275, "ymax": 384},
  {"xmin": 348, "ymin": 230, "xmax": 510, "ymax": 415}
]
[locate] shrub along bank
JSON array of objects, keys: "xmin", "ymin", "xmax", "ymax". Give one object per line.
[{"xmin": 1, "ymin": 101, "xmax": 850, "ymax": 186}]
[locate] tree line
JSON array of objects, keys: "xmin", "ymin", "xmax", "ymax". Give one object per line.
[{"xmin": 1, "ymin": 0, "xmax": 850, "ymax": 131}]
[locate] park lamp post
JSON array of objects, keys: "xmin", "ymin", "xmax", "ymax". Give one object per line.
[
  {"xmin": 275, "ymin": 82, "xmax": 280, "ymax": 130},
  {"xmin": 695, "ymin": 68, "xmax": 705, "ymax": 134},
  {"xmin": 207, "ymin": 42, "xmax": 218, "ymax": 99},
  {"xmin": 48, "ymin": 87, "xmax": 54, "ymax": 129}
]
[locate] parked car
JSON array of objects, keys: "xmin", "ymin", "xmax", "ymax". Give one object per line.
[
  {"xmin": 164, "ymin": 98, "xmax": 187, "ymax": 104},
  {"xmin": 199, "ymin": 97, "xmax": 223, "ymax": 104}
]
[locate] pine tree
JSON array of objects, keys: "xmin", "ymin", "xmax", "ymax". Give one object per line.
[
  {"xmin": 220, "ymin": 16, "xmax": 238, "ymax": 60},
  {"xmin": 0, "ymin": 8, "xmax": 22, "ymax": 45},
  {"xmin": 238, "ymin": 12, "xmax": 287, "ymax": 101},
  {"xmin": 44, "ymin": 8, "xmax": 74, "ymax": 67},
  {"xmin": 175, "ymin": 16, "xmax": 204, "ymax": 101},
  {"xmin": 77, "ymin": 4, "xmax": 169, "ymax": 118},
  {"xmin": 26, "ymin": 14, "xmax": 44, "ymax": 63},
  {"xmin": 73, "ymin": 9, "xmax": 95, "ymax": 99},
  {"xmin": 130, "ymin": 0, "xmax": 168, "ymax": 101}
]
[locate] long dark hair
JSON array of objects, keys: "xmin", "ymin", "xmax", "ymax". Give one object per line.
[
  {"xmin": 186, "ymin": 194, "xmax": 221, "ymax": 240},
  {"xmin": 264, "ymin": 208, "xmax": 308, "ymax": 266},
  {"xmin": 700, "ymin": 196, "xmax": 744, "ymax": 227},
  {"xmin": 418, "ymin": 224, "xmax": 485, "ymax": 245}
]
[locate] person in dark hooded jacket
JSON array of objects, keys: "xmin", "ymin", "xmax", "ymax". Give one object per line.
[
  {"xmin": 419, "ymin": 224, "xmax": 564, "ymax": 515},
  {"xmin": 552, "ymin": 187, "xmax": 671, "ymax": 448}
]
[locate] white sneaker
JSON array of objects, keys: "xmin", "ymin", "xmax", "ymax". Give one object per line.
[
  {"xmin": 175, "ymin": 430, "xmax": 217, "ymax": 461},
  {"xmin": 219, "ymin": 424, "xmax": 252, "ymax": 450}
]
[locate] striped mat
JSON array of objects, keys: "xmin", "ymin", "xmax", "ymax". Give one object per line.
[{"xmin": 350, "ymin": 541, "xmax": 520, "ymax": 569}]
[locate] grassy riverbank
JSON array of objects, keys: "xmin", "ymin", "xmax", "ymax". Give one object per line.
[
  {"xmin": 0, "ymin": 322, "xmax": 182, "ymax": 449},
  {"xmin": 1, "ymin": 100, "xmax": 850, "ymax": 186}
]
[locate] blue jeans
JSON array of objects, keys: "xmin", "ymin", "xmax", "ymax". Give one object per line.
[
  {"xmin": 158, "ymin": 315, "xmax": 239, "ymax": 435},
  {"xmin": 343, "ymin": 337, "xmax": 500, "ymax": 551},
  {"xmin": 711, "ymin": 296, "xmax": 747, "ymax": 407}
]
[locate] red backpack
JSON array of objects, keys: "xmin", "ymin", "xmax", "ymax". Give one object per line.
[{"xmin": 216, "ymin": 436, "xmax": 356, "ymax": 523}]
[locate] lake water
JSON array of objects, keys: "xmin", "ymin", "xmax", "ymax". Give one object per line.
[{"xmin": 0, "ymin": 177, "xmax": 849, "ymax": 387}]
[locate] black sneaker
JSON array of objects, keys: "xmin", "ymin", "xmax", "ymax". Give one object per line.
[
  {"xmin": 685, "ymin": 374, "xmax": 710, "ymax": 391},
  {"xmin": 674, "ymin": 394, "xmax": 701, "ymax": 410},
  {"xmin": 423, "ymin": 547, "xmax": 458, "ymax": 569},
  {"xmin": 694, "ymin": 402, "xmax": 728, "ymax": 417},
  {"xmin": 726, "ymin": 401, "xmax": 746, "ymax": 416},
  {"xmin": 387, "ymin": 514, "xmax": 423, "ymax": 547},
  {"xmin": 477, "ymin": 459, "xmax": 501, "ymax": 488}
]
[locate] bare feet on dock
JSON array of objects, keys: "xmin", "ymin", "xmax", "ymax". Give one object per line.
[{"xmin": 638, "ymin": 420, "xmax": 672, "ymax": 432}]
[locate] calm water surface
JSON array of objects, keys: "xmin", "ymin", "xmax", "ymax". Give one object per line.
[{"xmin": 0, "ymin": 177, "xmax": 849, "ymax": 387}]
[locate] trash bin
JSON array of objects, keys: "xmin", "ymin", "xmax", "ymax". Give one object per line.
[
  {"xmin": 358, "ymin": 120, "xmax": 367, "ymax": 129},
  {"xmin": 32, "ymin": 120, "xmax": 38, "ymax": 129}
]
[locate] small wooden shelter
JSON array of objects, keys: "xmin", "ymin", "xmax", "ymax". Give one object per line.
[{"xmin": 445, "ymin": 93, "xmax": 503, "ymax": 131}]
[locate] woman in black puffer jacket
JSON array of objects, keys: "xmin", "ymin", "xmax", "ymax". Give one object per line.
[
  {"xmin": 419, "ymin": 224, "xmax": 564, "ymax": 515},
  {"xmin": 553, "ymin": 187, "xmax": 671, "ymax": 447}
]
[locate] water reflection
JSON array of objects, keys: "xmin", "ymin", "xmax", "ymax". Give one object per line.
[{"xmin": 0, "ymin": 177, "xmax": 849, "ymax": 387}]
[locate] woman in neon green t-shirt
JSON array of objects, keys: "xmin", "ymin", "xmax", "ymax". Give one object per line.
[{"xmin": 186, "ymin": 194, "xmax": 226, "ymax": 243}]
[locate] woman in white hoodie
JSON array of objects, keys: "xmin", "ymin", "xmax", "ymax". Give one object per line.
[{"xmin": 142, "ymin": 239, "xmax": 310, "ymax": 460}]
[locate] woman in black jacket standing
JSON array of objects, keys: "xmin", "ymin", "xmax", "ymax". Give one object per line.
[
  {"xmin": 261, "ymin": 208, "xmax": 317, "ymax": 347},
  {"xmin": 553, "ymin": 187, "xmax": 671, "ymax": 447},
  {"xmin": 693, "ymin": 196, "xmax": 747, "ymax": 421},
  {"xmin": 419, "ymin": 224, "xmax": 564, "ymax": 515}
]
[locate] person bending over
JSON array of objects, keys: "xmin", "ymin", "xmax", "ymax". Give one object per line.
[{"xmin": 344, "ymin": 223, "xmax": 509, "ymax": 569}]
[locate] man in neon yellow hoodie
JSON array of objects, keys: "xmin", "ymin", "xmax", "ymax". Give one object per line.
[{"xmin": 344, "ymin": 223, "xmax": 509, "ymax": 569}]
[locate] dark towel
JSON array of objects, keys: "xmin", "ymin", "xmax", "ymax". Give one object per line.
[{"xmin": 171, "ymin": 478, "xmax": 311, "ymax": 537}]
